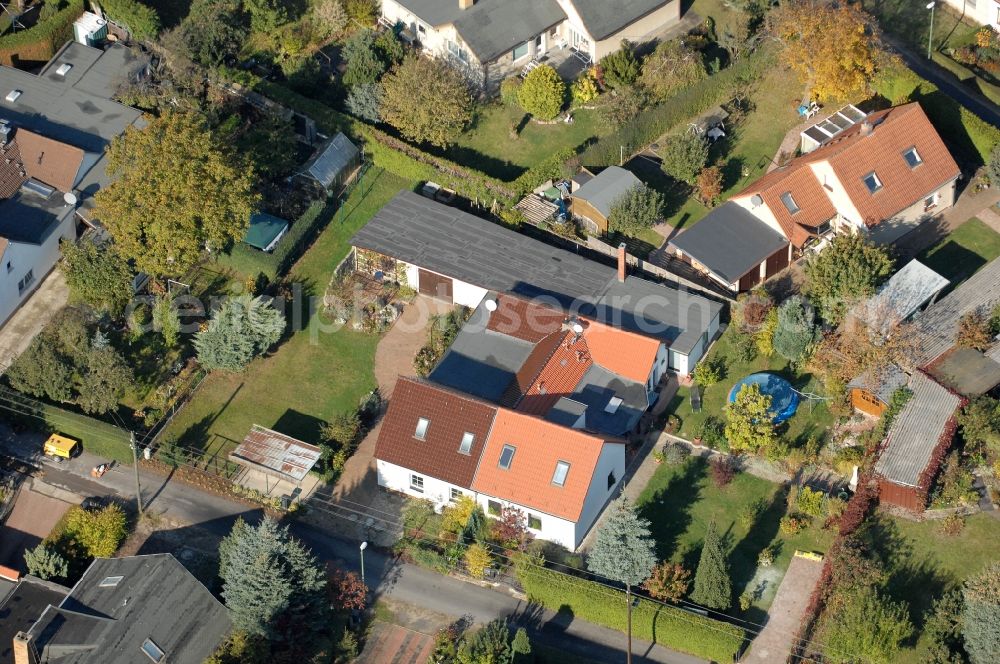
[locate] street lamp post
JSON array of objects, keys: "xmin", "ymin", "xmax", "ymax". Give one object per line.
[
  {"xmin": 927, "ymin": 2, "xmax": 936, "ymax": 60},
  {"xmin": 359, "ymin": 541, "xmax": 368, "ymax": 586}
]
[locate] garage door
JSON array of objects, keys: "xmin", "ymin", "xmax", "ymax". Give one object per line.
[
  {"xmin": 738, "ymin": 268, "xmax": 761, "ymax": 292},
  {"xmin": 418, "ymin": 269, "xmax": 453, "ymax": 302},
  {"xmin": 765, "ymin": 246, "xmax": 790, "ymax": 278}
]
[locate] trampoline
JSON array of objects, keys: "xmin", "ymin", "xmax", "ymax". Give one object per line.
[{"xmin": 727, "ymin": 372, "xmax": 800, "ymax": 424}]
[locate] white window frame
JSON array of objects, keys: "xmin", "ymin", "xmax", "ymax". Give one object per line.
[
  {"xmin": 17, "ymin": 269, "xmax": 34, "ymax": 296},
  {"xmin": 458, "ymin": 432, "xmax": 474, "ymax": 455},
  {"xmin": 410, "ymin": 474, "xmax": 424, "ymax": 492},
  {"xmin": 450, "ymin": 487, "xmax": 463, "ymax": 502},
  {"xmin": 552, "ymin": 460, "xmax": 570, "ymax": 486},
  {"xmin": 512, "ymin": 40, "xmax": 531, "ymax": 61},
  {"xmin": 903, "ymin": 146, "xmax": 922, "ymax": 168},
  {"xmin": 527, "ymin": 513, "xmax": 542, "ymax": 530},
  {"xmin": 862, "ymin": 171, "xmax": 882, "ymax": 194},
  {"xmin": 499, "ymin": 444, "xmax": 516, "ymax": 470},
  {"xmin": 414, "ymin": 417, "xmax": 429, "ymax": 440}
]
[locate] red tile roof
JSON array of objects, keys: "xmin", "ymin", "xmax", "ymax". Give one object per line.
[
  {"xmin": 580, "ymin": 319, "xmax": 660, "ymax": 383},
  {"xmin": 735, "ymin": 103, "xmax": 960, "ymax": 245},
  {"xmin": 15, "ymin": 129, "xmax": 84, "ymax": 192},
  {"xmin": 0, "ymin": 138, "xmax": 25, "ymax": 200},
  {"xmin": 516, "ymin": 331, "xmax": 593, "ymax": 416},
  {"xmin": 374, "ymin": 377, "xmax": 498, "ymax": 488},
  {"xmin": 472, "ymin": 408, "xmax": 614, "ymax": 521},
  {"xmin": 485, "ymin": 294, "xmax": 565, "ymax": 342}
]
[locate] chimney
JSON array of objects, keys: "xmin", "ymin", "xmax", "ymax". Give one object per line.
[
  {"xmin": 617, "ymin": 243, "xmax": 627, "ymax": 282},
  {"xmin": 459, "ymin": 0, "xmax": 473, "ymax": 8},
  {"xmin": 860, "ymin": 120, "xmax": 873, "ymax": 136},
  {"xmin": 13, "ymin": 632, "xmax": 37, "ymax": 664}
]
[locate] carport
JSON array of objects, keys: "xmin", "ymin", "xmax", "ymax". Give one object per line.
[{"xmin": 229, "ymin": 425, "xmax": 322, "ymax": 499}]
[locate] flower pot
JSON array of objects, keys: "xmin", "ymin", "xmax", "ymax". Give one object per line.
[{"xmin": 693, "ymin": 436, "xmax": 703, "ymax": 447}]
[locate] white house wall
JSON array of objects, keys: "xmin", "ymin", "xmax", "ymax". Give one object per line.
[
  {"xmin": 807, "ymin": 161, "xmax": 864, "ymax": 230},
  {"xmin": 376, "ymin": 458, "xmax": 470, "ymax": 510},
  {"xmin": 573, "ymin": 442, "xmax": 626, "ymax": 548},
  {"xmin": 593, "ymin": 1, "xmax": 680, "ymax": 60},
  {"xmin": 730, "ymin": 195, "xmax": 787, "ymax": 238},
  {"xmin": 0, "ymin": 215, "xmax": 74, "ymax": 327},
  {"xmin": 452, "ymin": 279, "xmax": 488, "ymax": 309},
  {"xmin": 940, "ymin": 0, "xmax": 998, "ymax": 29},
  {"xmin": 475, "ymin": 493, "xmax": 578, "ymax": 551},
  {"xmin": 866, "ymin": 178, "xmax": 959, "ymax": 245}
]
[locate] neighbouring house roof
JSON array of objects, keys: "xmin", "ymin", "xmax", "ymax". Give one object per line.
[
  {"xmin": 0, "ymin": 577, "xmax": 69, "ymax": 664},
  {"xmin": 471, "ymin": 408, "xmax": 617, "ymax": 521},
  {"xmin": 375, "ymin": 377, "xmax": 498, "ymax": 488},
  {"xmin": 911, "ymin": 257, "xmax": 1000, "ymax": 366},
  {"xmin": 300, "ymin": 132, "xmax": 359, "ymax": 189},
  {"xmin": 856, "ymin": 259, "xmax": 949, "ymax": 336},
  {"xmin": 668, "ymin": 202, "xmax": 789, "ymax": 284},
  {"xmin": 925, "ymin": 346, "xmax": 1000, "ymax": 397},
  {"xmin": 875, "ymin": 371, "xmax": 961, "ymax": 488},
  {"xmin": 230, "ymin": 425, "xmax": 322, "ymax": 482},
  {"xmin": 392, "ymin": 0, "xmax": 565, "ymax": 62},
  {"xmin": 244, "ymin": 211, "xmax": 289, "ymax": 251},
  {"xmin": 351, "ymin": 191, "xmax": 722, "ymax": 355},
  {"xmin": 432, "ymin": 295, "xmax": 656, "ymax": 436},
  {"xmin": 25, "ymin": 555, "xmax": 230, "ymax": 664},
  {"xmin": 734, "ymin": 103, "xmax": 960, "ymax": 246},
  {"xmin": 571, "ymin": 166, "xmax": 643, "ymax": 219},
  {"xmin": 570, "ymin": 0, "xmax": 672, "ymax": 40},
  {"xmin": 13, "ymin": 128, "xmax": 85, "ymax": 192},
  {"xmin": 0, "ymin": 187, "xmax": 74, "ymax": 245},
  {"xmin": 38, "ymin": 41, "xmax": 150, "ymax": 101},
  {"xmin": 847, "ymin": 363, "xmax": 909, "ymax": 405}
]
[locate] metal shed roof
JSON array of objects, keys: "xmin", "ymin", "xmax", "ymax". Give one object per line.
[
  {"xmin": 244, "ymin": 211, "xmax": 289, "ymax": 251},
  {"xmin": 857, "ymin": 259, "xmax": 949, "ymax": 336},
  {"xmin": 230, "ymin": 425, "xmax": 321, "ymax": 482},
  {"xmin": 874, "ymin": 372, "xmax": 961, "ymax": 487},
  {"xmin": 301, "ymin": 132, "xmax": 359, "ymax": 189}
]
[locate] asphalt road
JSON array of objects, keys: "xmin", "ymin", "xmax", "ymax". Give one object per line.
[{"xmin": 0, "ymin": 426, "xmax": 705, "ymax": 664}]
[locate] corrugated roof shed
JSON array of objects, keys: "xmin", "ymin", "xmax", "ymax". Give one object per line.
[
  {"xmin": 302, "ymin": 132, "xmax": 359, "ymax": 189},
  {"xmin": 572, "ymin": 166, "xmax": 642, "ymax": 218},
  {"xmin": 230, "ymin": 425, "xmax": 321, "ymax": 482},
  {"xmin": 847, "ymin": 363, "xmax": 909, "ymax": 404},
  {"xmin": 874, "ymin": 372, "xmax": 961, "ymax": 487},
  {"xmin": 912, "ymin": 257, "xmax": 1000, "ymax": 366},
  {"xmin": 350, "ymin": 191, "xmax": 722, "ymax": 354},
  {"xmin": 857, "ymin": 259, "xmax": 949, "ymax": 336}
]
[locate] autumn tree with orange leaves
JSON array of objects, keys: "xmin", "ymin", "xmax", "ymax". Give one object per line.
[{"xmin": 769, "ymin": 1, "xmax": 890, "ymax": 102}]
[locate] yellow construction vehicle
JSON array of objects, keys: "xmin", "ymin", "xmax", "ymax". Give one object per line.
[{"xmin": 42, "ymin": 434, "xmax": 80, "ymax": 461}]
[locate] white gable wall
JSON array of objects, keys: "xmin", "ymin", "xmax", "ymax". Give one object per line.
[
  {"xmin": 592, "ymin": 1, "xmax": 680, "ymax": 60},
  {"xmin": 807, "ymin": 161, "xmax": 865, "ymax": 230},
  {"xmin": 573, "ymin": 442, "xmax": 626, "ymax": 548},
  {"xmin": 476, "ymin": 493, "xmax": 578, "ymax": 550},
  {"xmin": 0, "ymin": 215, "xmax": 74, "ymax": 327},
  {"xmin": 377, "ymin": 458, "xmax": 472, "ymax": 510},
  {"xmin": 729, "ymin": 196, "xmax": 787, "ymax": 238}
]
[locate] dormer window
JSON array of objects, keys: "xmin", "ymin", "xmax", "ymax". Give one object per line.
[
  {"xmin": 902, "ymin": 146, "xmax": 922, "ymax": 168},
  {"xmin": 862, "ymin": 172, "xmax": 882, "ymax": 194},
  {"xmin": 414, "ymin": 417, "xmax": 429, "ymax": 440},
  {"xmin": 499, "ymin": 444, "xmax": 516, "ymax": 469},
  {"xmin": 780, "ymin": 192, "xmax": 800, "ymax": 214},
  {"xmin": 458, "ymin": 432, "xmax": 474, "ymax": 455},
  {"xmin": 552, "ymin": 461, "xmax": 570, "ymax": 486}
]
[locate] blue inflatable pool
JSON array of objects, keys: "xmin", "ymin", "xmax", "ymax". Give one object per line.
[{"xmin": 727, "ymin": 372, "xmax": 800, "ymax": 424}]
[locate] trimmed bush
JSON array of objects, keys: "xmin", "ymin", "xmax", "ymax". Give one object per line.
[
  {"xmin": 97, "ymin": 0, "xmax": 162, "ymax": 41},
  {"xmin": 515, "ymin": 561, "xmax": 745, "ymax": 662},
  {"xmin": 0, "ymin": 0, "xmax": 84, "ymax": 65}
]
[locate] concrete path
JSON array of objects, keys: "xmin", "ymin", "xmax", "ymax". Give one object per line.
[
  {"xmin": 0, "ymin": 269, "xmax": 67, "ymax": 370},
  {"xmin": 743, "ymin": 555, "xmax": 824, "ymax": 664},
  {"xmin": 976, "ymin": 205, "xmax": 1000, "ymax": 234}
]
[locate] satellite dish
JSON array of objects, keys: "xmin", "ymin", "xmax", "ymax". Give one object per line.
[
  {"xmin": 484, "ymin": 299, "xmax": 498, "ymax": 312},
  {"xmin": 63, "ymin": 192, "xmax": 77, "ymax": 205},
  {"xmin": 572, "ymin": 323, "xmax": 584, "ymax": 335},
  {"xmin": 750, "ymin": 194, "xmax": 763, "ymax": 208}
]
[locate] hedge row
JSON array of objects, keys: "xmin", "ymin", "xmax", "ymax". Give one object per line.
[
  {"xmin": 875, "ymin": 65, "xmax": 1000, "ymax": 165},
  {"xmin": 579, "ymin": 48, "xmax": 775, "ymax": 168},
  {"xmin": 0, "ymin": 0, "xmax": 84, "ymax": 65},
  {"xmin": 217, "ymin": 200, "xmax": 329, "ymax": 280},
  {"xmin": 96, "ymin": 0, "xmax": 162, "ymax": 41},
  {"xmin": 515, "ymin": 562, "xmax": 746, "ymax": 662}
]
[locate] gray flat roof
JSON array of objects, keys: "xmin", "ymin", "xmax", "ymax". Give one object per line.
[
  {"xmin": 912, "ymin": 257, "xmax": 1000, "ymax": 366},
  {"xmin": 858, "ymin": 259, "xmax": 949, "ymax": 336},
  {"xmin": 571, "ymin": 0, "xmax": 672, "ymax": 40},
  {"xmin": 0, "ymin": 189, "xmax": 73, "ymax": 244},
  {"xmin": 572, "ymin": 166, "xmax": 643, "ymax": 219},
  {"xmin": 875, "ymin": 371, "xmax": 961, "ymax": 487},
  {"xmin": 0, "ymin": 577, "xmax": 68, "ymax": 664},
  {"xmin": 669, "ymin": 202, "xmax": 789, "ymax": 284},
  {"xmin": 395, "ymin": 0, "xmax": 565, "ymax": 62},
  {"xmin": 28, "ymin": 555, "xmax": 231, "ymax": 664},
  {"xmin": 39, "ymin": 42, "xmax": 149, "ymax": 101},
  {"xmin": 925, "ymin": 346, "xmax": 1000, "ymax": 397},
  {"xmin": 570, "ymin": 364, "xmax": 647, "ymax": 436},
  {"xmin": 351, "ymin": 191, "xmax": 722, "ymax": 354}
]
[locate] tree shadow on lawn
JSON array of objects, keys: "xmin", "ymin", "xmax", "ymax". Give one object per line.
[
  {"xmin": 728, "ymin": 487, "xmax": 788, "ymax": 598},
  {"xmin": 274, "ymin": 408, "xmax": 328, "ymax": 444},
  {"xmin": 174, "ymin": 383, "xmax": 243, "ymax": 454},
  {"xmin": 638, "ymin": 457, "xmax": 706, "ymax": 561}
]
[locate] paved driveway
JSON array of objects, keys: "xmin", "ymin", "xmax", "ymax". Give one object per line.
[
  {"xmin": 0, "ymin": 481, "xmax": 72, "ymax": 571},
  {"xmin": 744, "ymin": 555, "xmax": 825, "ymax": 663},
  {"xmin": 355, "ymin": 622, "xmax": 434, "ymax": 664},
  {"xmin": 0, "ymin": 269, "xmax": 68, "ymax": 369}
]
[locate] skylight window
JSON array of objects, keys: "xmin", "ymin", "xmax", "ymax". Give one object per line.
[
  {"xmin": 414, "ymin": 417, "xmax": 429, "ymax": 440},
  {"xmin": 55, "ymin": 63, "xmax": 73, "ymax": 76},
  {"xmin": 604, "ymin": 396, "xmax": 623, "ymax": 414},
  {"xmin": 98, "ymin": 576, "xmax": 123, "ymax": 588},
  {"xmin": 779, "ymin": 192, "xmax": 800, "ymax": 214},
  {"xmin": 498, "ymin": 444, "xmax": 516, "ymax": 470},
  {"xmin": 140, "ymin": 639, "xmax": 164, "ymax": 663},
  {"xmin": 862, "ymin": 172, "xmax": 883, "ymax": 194},
  {"xmin": 552, "ymin": 461, "xmax": 570, "ymax": 486},
  {"xmin": 458, "ymin": 432, "xmax": 474, "ymax": 455},
  {"xmin": 902, "ymin": 146, "xmax": 922, "ymax": 168}
]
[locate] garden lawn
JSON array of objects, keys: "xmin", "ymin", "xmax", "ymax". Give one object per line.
[
  {"xmin": 879, "ymin": 513, "xmax": 1000, "ymax": 661},
  {"xmin": 161, "ymin": 169, "xmax": 411, "ymax": 456},
  {"xmin": 446, "ymin": 105, "xmax": 607, "ymax": 181},
  {"xmin": 667, "ymin": 325, "xmax": 836, "ymax": 447},
  {"xmin": 916, "ymin": 217, "xmax": 1000, "ymax": 288},
  {"xmin": 636, "ymin": 455, "xmax": 833, "ymax": 611}
]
